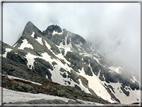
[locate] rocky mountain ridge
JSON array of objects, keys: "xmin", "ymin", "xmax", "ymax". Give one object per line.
[{"xmin": 1, "ymin": 21, "xmax": 141, "ymax": 105}]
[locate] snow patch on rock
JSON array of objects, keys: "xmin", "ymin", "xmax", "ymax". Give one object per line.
[
  {"xmin": 35, "ymin": 37, "xmax": 43, "ymax": 45},
  {"xmin": 44, "ymin": 40, "xmax": 51, "ymax": 49},
  {"xmin": 75, "ymin": 43, "xmax": 84, "ymax": 52},
  {"xmin": 18, "ymin": 39, "xmax": 34, "ymax": 50},
  {"xmin": 52, "ymin": 29, "xmax": 63, "ymax": 36},
  {"xmin": 57, "ymin": 34, "xmax": 72, "ymax": 55},
  {"xmin": 30, "ymin": 32, "xmax": 35, "ymax": 38},
  {"xmin": 25, "ymin": 53, "xmax": 37, "ymax": 69},
  {"xmin": 3, "ymin": 48, "xmax": 12, "ymax": 58}
]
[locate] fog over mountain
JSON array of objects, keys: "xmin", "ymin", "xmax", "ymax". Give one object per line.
[
  {"xmin": 3, "ymin": 3, "xmax": 140, "ymax": 77},
  {"xmin": 2, "ymin": 21, "xmax": 141, "ymax": 104}
]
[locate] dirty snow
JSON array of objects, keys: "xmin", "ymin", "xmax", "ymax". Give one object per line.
[
  {"xmin": 18, "ymin": 39, "xmax": 34, "ymax": 50},
  {"xmin": 3, "ymin": 48, "xmax": 12, "ymax": 58}
]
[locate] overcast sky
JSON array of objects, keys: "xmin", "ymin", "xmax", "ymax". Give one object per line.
[{"xmin": 3, "ymin": 3, "xmax": 140, "ymax": 76}]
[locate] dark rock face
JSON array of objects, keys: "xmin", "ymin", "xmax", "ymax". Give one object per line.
[
  {"xmin": 84, "ymin": 64, "xmax": 93, "ymax": 76},
  {"xmin": 1, "ymin": 41, "xmax": 10, "ymax": 54},
  {"xmin": 7, "ymin": 50, "xmax": 27, "ymax": 65},
  {"xmin": 70, "ymin": 70, "xmax": 79, "ymax": 84},
  {"xmin": 49, "ymin": 42, "xmax": 60, "ymax": 54},
  {"xmin": 60, "ymin": 68, "xmax": 66, "ymax": 72},
  {"xmin": 120, "ymin": 87, "xmax": 130, "ymax": 96},
  {"xmin": 71, "ymin": 34, "xmax": 85, "ymax": 44},
  {"xmin": 57, "ymin": 90, "xmax": 65, "ymax": 96},
  {"xmin": 33, "ymin": 58, "xmax": 52, "ymax": 80},
  {"xmin": 119, "ymin": 77, "xmax": 140, "ymax": 91},
  {"xmin": 42, "ymin": 25, "xmax": 64, "ymax": 46},
  {"xmin": 108, "ymin": 85, "xmax": 115, "ymax": 93},
  {"xmin": 45, "ymin": 25, "xmax": 62, "ymax": 34},
  {"xmin": 79, "ymin": 75, "xmax": 88, "ymax": 86},
  {"xmin": 2, "ymin": 57, "xmax": 48, "ymax": 85},
  {"xmin": 75, "ymin": 84, "xmax": 82, "ymax": 91},
  {"xmin": 66, "ymin": 52, "xmax": 81, "ymax": 62},
  {"xmin": 52, "ymin": 61, "xmax": 57, "ymax": 66},
  {"xmin": 35, "ymin": 58, "xmax": 53, "ymax": 70},
  {"xmin": 22, "ymin": 21, "xmax": 43, "ymax": 36},
  {"xmin": 66, "ymin": 51, "xmax": 83, "ymax": 71},
  {"xmin": 129, "ymin": 81, "xmax": 140, "ymax": 90}
]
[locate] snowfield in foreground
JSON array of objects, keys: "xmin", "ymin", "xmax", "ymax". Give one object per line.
[{"xmin": 2, "ymin": 88, "xmax": 103, "ymax": 105}]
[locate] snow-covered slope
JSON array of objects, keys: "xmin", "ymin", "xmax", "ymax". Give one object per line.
[{"xmin": 2, "ymin": 21, "xmax": 141, "ymax": 104}]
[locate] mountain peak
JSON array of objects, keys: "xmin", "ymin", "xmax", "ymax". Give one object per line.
[
  {"xmin": 44, "ymin": 24, "xmax": 62, "ymax": 35},
  {"xmin": 22, "ymin": 21, "xmax": 41, "ymax": 36},
  {"xmin": 26, "ymin": 21, "xmax": 34, "ymax": 27}
]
